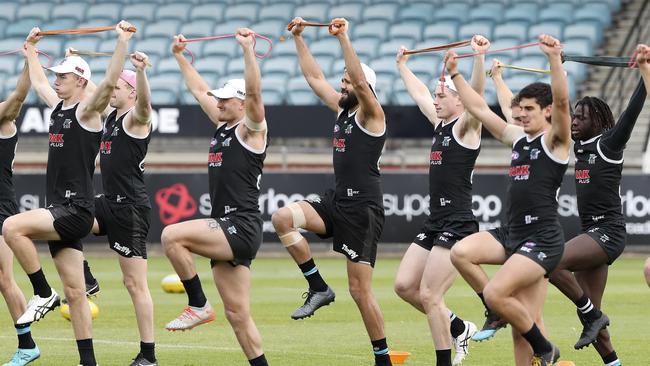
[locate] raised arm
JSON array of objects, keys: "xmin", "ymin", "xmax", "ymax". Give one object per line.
[
  {"xmin": 79, "ymin": 20, "xmax": 133, "ymax": 123},
  {"xmin": 23, "ymin": 28, "xmax": 58, "ymax": 108},
  {"xmin": 237, "ymin": 28, "xmax": 264, "ymax": 124},
  {"xmin": 458, "ymin": 35, "xmax": 490, "ymax": 133},
  {"xmin": 0, "ymin": 63, "xmax": 31, "ymax": 123},
  {"xmin": 638, "ymin": 44, "xmax": 650, "ymax": 100},
  {"xmin": 539, "ymin": 34, "xmax": 571, "ymax": 159},
  {"xmin": 290, "ymin": 17, "xmax": 339, "ymax": 111},
  {"xmin": 396, "ymin": 46, "xmax": 437, "ymax": 124},
  {"xmin": 444, "ymin": 51, "xmax": 520, "ymax": 146},
  {"xmin": 600, "ymin": 78, "xmax": 647, "ymax": 153},
  {"xmin": 131, "ymin": 52, "xmax": 152, "ymax": 125},
  {"xmin": 172, "ymin": 34, "xmax": 221, "ymax": 126},
  {"xmin": 489, "ymin": 59, "xmax": 517, "ymax": 124},
  {"xmin": 330, "ymin": 18, "xmax": 384, "ymax": 133}
]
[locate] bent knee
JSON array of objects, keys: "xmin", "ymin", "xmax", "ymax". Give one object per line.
[
  {"xmin": 271, "ymin": 208, "xmax": 293, "ymax": 233},
  {"xmin": 224, "ymin": 307, "xmax": 249, "ymax": 326},
  {"xmin": 161, "ymin": 226, "xmax": 181, "ymax": 250},
  {"xmin": 393, "ymin": 278, "xmax": 413, "ymax": 298},
  {"xmin": 2, "ymin": 217, "xmax": 19, "ymax": 240}
]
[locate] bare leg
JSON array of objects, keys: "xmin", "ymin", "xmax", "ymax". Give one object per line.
[
  {"xmin": 53, "ymin": 248, "xmax": 92, "ymax": 340},
  {"xmin": 393, "ymin": 244, "xmax": 428, "ymax": 313},
  {"xmin": 119, "ymin": 256, "xmax": 154, "ymax": 343}
]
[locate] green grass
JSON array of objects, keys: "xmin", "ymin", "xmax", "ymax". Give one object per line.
[{"xmin": 1, "ymin": 255, "xmax": 649, "ymax": 365}]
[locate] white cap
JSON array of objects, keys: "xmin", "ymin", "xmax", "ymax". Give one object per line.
[
  {"xmin": 360, "ymin": 63, "xmax": 377, "ymax": 92},
  {"xmin": 208, "ymin": 79, "xmax": 246, "ymax": 100},
  {"xmin": 435, "ymin": 75, "xmax": 458, "ymax": 93},
  {"xmin": 47, "ymin": 56, "xmax": 91, "ymax": 80}
]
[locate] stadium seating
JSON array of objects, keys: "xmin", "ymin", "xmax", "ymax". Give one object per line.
[{"xmin": 0, "ymin": 0, "xmax": 619, "ymax": 105}]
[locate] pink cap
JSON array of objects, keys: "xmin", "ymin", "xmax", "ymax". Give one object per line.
[{"xmin": 119, "ymin": 70, "xmax": 137, "ymax": 90}]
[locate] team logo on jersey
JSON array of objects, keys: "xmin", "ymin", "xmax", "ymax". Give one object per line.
[
  {"xmin": 439, "ymin": 197, "xmax": 451, "ymax": 206},
  {"xmin": 520, "ymin": 241, "xmax": 536, "ymax": 253},
  {"xmin": 416, "ymin": 233, "xmax": 427, "ymax": 241},
  {"xmin": 49, "ymin": 133, "xmax": 64, "ymax": 147},
  {"xmin": 307, "ymin": 196, "xmax": 321, "ymax": 204},
  {"xmin": 600, "ymin": 233, "xmax": 610, "ymax": 242},
  {"xmin": 220, "ymin": 133, "xmax": 226, "ymax": 138},
  {"xmin": 442, "ymin": 136, "xmax": 451, "ymax": 147},
  {"xmin": 63, "ymin": 119, "xmax": 72, "ymax": 129},
  {"xmin": 430, "ymin": 151, "xmax": 443, "ymax": 165},
  {"xmin": 208, "ymin": 152, "xmax": 223, "ymax": 167},
  {"xmin": 100, "ymin": 141, "xmax": 112, "ymax": 154},
  {"xmin": 111, "ymin": 126, "xmax": 120, "ymax": 136},
  {"xmin": 575, "ymin": 169, "xmax": 590, "ymax": 184},
  {"xmin": 334, "ymin": 124, "xmax": 340, "ymax": 133},
  {"xmin": 346, "ymin": 188, "xmax": 359, "ymax": 197},
  {"xmin": 222, "ymin": 137, "xmax": 232, "ymax": 147},
  {"xmin": 530, "ymin": 148, "xmax": 540, "ymax": 160},
  {"xmin": 333, "ymin": 138, "xmax": 346, "ymax": 152},
  {"xmin": 537, "ymin": 252, "xmax": 547, "ymax": 261},
  {"xmin": 224, "ymin": 205, "xmax": 237, "ymax": 214},
  {"xmin": 345, "ymin": 124, "xmax": 354, "ymax": 134},
  {"xmin": 64, "ymin": 190, "xmax": 77, "ymax": 198},
  {"xmin": 509, "ymin": 165, "xmax": 530, "ymax": 180},
  {"xmin": 524, "ymin": 215, "xmax": 538, "ymax": 224},
  {"xmin": 340, "ymin": 244, "xmax": 358, "ymax": 259},
  {"xmin": 227, "ymin": 225, "xmax": 237, "ymax": 235},
  {"xmin": 437, "ymin": 235, "xmax": 449, "ymax": 242},
  {"xmin": 210, "ymin": 138, "xmax": 218, "ymax": 146},
  {"xmin": 511, "ymin": 151, "xmax": 519, "ymax": 160},
  {"xmin": 523, "ymin": 145, "xmax": 530, "ymax": 150},
  {"xmin": 588, "ymin": 154, "xmax": 597, "ymax": 165},
  {"xmin": 577, "ymin": 149, "xmax": 584, "ymax": 153}
]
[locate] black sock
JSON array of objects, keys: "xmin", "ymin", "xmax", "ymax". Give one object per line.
[
  {"xmin": 77, "ymin": 338, "xmax": 96, "ymax": 366},
  {"xmin": 181, "ymin": 274, "xmax": 207, "ymax": 308},
  {"xmin": 522, "ymin": 324, "xmax": 552, "ymax": 355},
  {"xmin": 372, "ymin": 338, "xmax": 391, "ymax": 366},
  {"xmin": 449, "ymin": 312, "xmax": 466, "ymax": 338},
  {"xmin": 248, "ymin": 354, "xmax": 268, "ymax": 366},
  {"xmin": 602, "ymin": 351, "xmax": 619, "ymax": 364},
  {"xmin": 298, "ymin": 258, "xmax": 328, "ymax": 292},
  {"xmin": 83, "ymin": 260, "xmax": 97, "ymax": 284},
  {"xmin": 574, "ymin": 294, "xmax": 602, "ymax": 321},
  {"xmin": 478, "ymin": 292, "xmax": 489, "ymax": 311},
  {"xmin": 435, "ymin": 349, "xmax": 452, "ymax": 366},
  {"xmin": 140, "ymin": 341, "xmax": 156, "ymax": 362},
  {"xmin": 27, "ymin": 269, "xmax": 52, "ymax": 298},
  {"xmin": 16, "ymin": 324, "xmax": 35, "ymax": 349}
]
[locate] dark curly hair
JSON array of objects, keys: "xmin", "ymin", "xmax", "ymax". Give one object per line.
[{"xmin": 574, "ymin": 96, "xmax": 615, "ymax": 132}]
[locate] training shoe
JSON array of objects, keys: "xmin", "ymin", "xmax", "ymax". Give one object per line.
[
  {"xmin": 129, "ymin": 353, "xmax": 157, "ymax": 366},
  {"xmin": 574, "ymin": 312, "xmax": 610, "ymax": 349},
  {"xmin": 471, "ymin": 310, "xmax": 507, "ymax": 342},
  {"xmin": 165, "ymin": 303, "xmax": 215, "ymax": 331},
  {"xmin": 291, "ymin": 286, "xmax": 336, "ymax": 320},
  {"xmin": 452, "ymin": 320, "xmax": 477, "ymax": 365},
  {"xmin": 2, "ymin": 346, "xmax": 40, "ymax": 366},
  {"xmin": 532, "ymin": 343, "xmax": 560, "ymax": 366},
  {"xmin": 85, "ymin": 278, "xmax": 100, "ymax": 297},
  {"xmin": 16, "ymin": 289, "xmax": 60, "ymax": 325}
]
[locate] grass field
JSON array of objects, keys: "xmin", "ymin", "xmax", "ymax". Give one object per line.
[{"xmin": 0, "ymin": 253, "xmax": 648, "ymax": 365}]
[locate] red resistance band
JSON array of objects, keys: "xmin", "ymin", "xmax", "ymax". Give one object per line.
[
  {"xmin": 179, "ymin": 33, "xmax": 273, "ymax": 64},
  {"xmin": 0, "ymin": 49, "xmax": 54, "ymax": 68}
]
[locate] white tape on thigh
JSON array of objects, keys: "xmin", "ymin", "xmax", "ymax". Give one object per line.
[
  {"xmin": 279, "ymin": 230, "xmax": 303, "ymax": 247},
  {"xmin": 287, "ymin": 203, "xmax": 306, "ymax": 229}
]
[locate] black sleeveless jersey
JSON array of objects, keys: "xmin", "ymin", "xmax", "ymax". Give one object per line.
[
  {"xmin": 0, "ymin": 129, "xmax": 17, "ymax": 203},
  {"xmin": 46, "ymin": 101, "xmax": 101, "ymax": 208},
  {"xmin": 332, "ymin": 108, "xmax": 385, "ymax": 204},
  {"xmin": 507, "ymin": 133, "xmax": 568, "ymax": 240},
  {"xmin": 99, "ymin": 109, "xmax": 151, "ymax": 207},
  {"xmin": 428, "ymin": 116, "xmax": 480, "ymax": 220},
  {"xmin": 574, "ymin": 134, "xmax": 623, "ymax": 228},
  {"xmin": 208, "ymin": 122, "xmax": 265, "ymax": 218}
]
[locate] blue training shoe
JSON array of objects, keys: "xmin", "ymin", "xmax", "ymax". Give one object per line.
[
  {"xmin": 3, "ymin": 346, "xmax": 40, "ymax": 366},
  {"xmin": 471, "ymin": 310, "xmax": 507, "ymax": 342}
]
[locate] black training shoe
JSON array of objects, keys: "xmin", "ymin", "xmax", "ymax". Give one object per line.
[
  {"xmin": 471, "ymin": 310, "xmax": 507, "ymax": 342},
  {"xmin": 291, "ymin": 286, "xmax": 335, "ymax": 320},
  {"xmin": 532, "ymin": 342, "xmax": 560, "ymax": 366},
  {"xmin": 129, "ymin": 353, "xmax": 157, "ymax": 366},
  {"xmin": 574, "ymin": 312, "xmax": 609, "ymax": 349},
  {"xmin": 85, "ymin": 278, "xmax": 100, "ymax": 297}
]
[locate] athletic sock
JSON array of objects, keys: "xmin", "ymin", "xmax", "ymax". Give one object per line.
[
  {"xmin": 603, "ymin": 351, "xmax": 619, "ymax": 365},
  {"xmin": 522, "ymin": 324, "xmax": 552, "ymax": 355},
  {"xmin": 27, "ymin": 269, "xmax": 52, "ymax": 298},
  {"xmin": 574, "ymin": 295, "xmax": 602, "ymax": 321},
  {"xmin": 181, "ymin": 274, "xmax": 207, "ymax": 308},
  {"xmin": 249, "ymin": 354, "xmax": 269, "ymax": 366},
  {"xmin": 16, "ymin": 324, "xmax": 35, "ymax": 349},
  {"xmin": 372, "ymin": 338, "xmax": 391, "ymax": 366},
  {"xmin": 477, "ymin": 292, "xmax": 489, "ymax": 311},
  {"xmin": 83, "ymin": 260, "xmax": 97, "ymax": 284},
  {"xmin": 449, "ymin": 311, "xmax": 466, "ymax": 338},
  {"xmin": 140, "ymin": 341, "xmax": 156, "ymax": 362},
  {"xmin": 435, "ymin": 349, "xmax": 452, "ymax": 366},
  {"xmin": 77, "ymin": 338, "xmax": 96, "ymax": 366},
  {"xmin": 298, "ymin": 258, "xmax": 328, "ymax": 292}
]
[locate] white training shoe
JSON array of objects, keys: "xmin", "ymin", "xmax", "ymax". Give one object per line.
[
  {"xmin": 452, "ymin": 320, "xmax": 478, "ymax": 366},
  {"xmin": 165, "ymin": 303, "xmax": 215, "ymax": 331},
  {"xmin": 16, "ymin": 289, "xmax": 60, "ymax": 325}
]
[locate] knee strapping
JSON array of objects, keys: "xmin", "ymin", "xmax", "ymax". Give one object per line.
[
  {"xmin": 287, "ymin": 203, "xmax": 306, "ymax": 229},
  {"xmin": 279, "ymin": 230, "xmax": 303, "ymax": 247}
]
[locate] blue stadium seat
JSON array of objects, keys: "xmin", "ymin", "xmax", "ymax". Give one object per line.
[
  {"xmin": 562, "ymin": 38, "xmax": 592, "ymax": 57},
  {"xmin": 458, "ymin": 22, "xmax": 493, "ymax": 41},
  {"xmin": 0, "ymin": 38, "xmax": 28, "ymax": 54},
  {"xmin": 0, "ymin": 2, "xmax": 18, "ymax": 22},
  {"xmin": 505, "ymin": 74, "xmax": 539, "ymax": 93},
  {"xmin": 271, "ymin": 40, "xmax": 297, "ymax": 57},
  {"xmin": 374, "ymin": 74, "xmax": 394, "ymax": 106},
  {"xmin": 151, "ymin": 89, "xmax": 178, "ymax": 105},
  {"xmin": 504, "ymin": 3, "xmax": 539, "ymax": 23},
  {"xmin": 369, "ymin": 56, "xmax": 397, "ymax": 78},
  {"xmin": 5, "ymin": 18, "xmax": 40, "ymax": 38},
  {"xmin": 311, "ymin": 38, "xmax": 341, "ymax": 58},
  {"xmin": 330, "ymin": 59, "xmax": 346, "ymax": 77},
  {"xmin": 51, "ymin": 2, "xmax": 88, "ymax": 22},
  {"xmin": 226, "ymin": 58, "xmax": 245, "ymax": 75},
  {"xmin": 134, "ymin": 37, "xmax": 170, "ymax": 58},
  {"xmin": 487, "ymin": 38, "xmax": 521, "ymax": 60},
  {"xmin": 179, "ymin": 20, "xmax": 217, "ymax": 40},
  {"xmin": 177, "ymin": 90, "xmax": 197, "ymax": 105},
  {"xmin": 145, "ymin": 20, "xmax": 181, "ymax": 38},
  {"xmin": 527, "ymin": 22, "xmax": 564, "ymax": 42},
  {"xmin": 287, "ymin": 77, "xmax": 317, "ymax": 105},
  {"xmin": 214, "ymin": 20, "xmax": 252, "ymax": 37},
  {"xmin": 353, "ymin": 21, "xmax": 389, "ymax": 41},
  {"xmin": 423, "ymin": 21, "xmax": 459, "ymax": 43},
  {"xmin": 262, "ymin": 89, "xmax": 285, "ymax": 105},
  {"xmin": 586, "ymin": 0, "xmax": 620, "ymax": 12},
  {"xmin": 354, "ymin": 38, "xmax": 380, "ymax": 60},
  {"xmin": 564, "ymin": 21, "xmax": 603, "ymax": 45},
  {"xmin": 155, "ymin": 57, "xmax": 180, "ymax": 75},
  {"xmin": 407, "ymin": 57, "xmax": 440, "ymax": 81},
  {"xmin": 42, "ymin": 19, "xmax": 79, "ymax": 34},
  {"xmin": 86, "ymin": 3, "xmax": 121, "ymax": 21},
  {"xmin": 155, "ymin": 3, "xmax": 192, "ymax": 22},
  {"xmin": 563, "ymin": 61, "xmax": 587, "ymax": 84},
  {"xmin": 470, "ymin": 2, "xmax": 504, "ymax": 23},
  {"xmin": 378, "ymin": 39, "xmax": 414, "ymax": 57},
  {"xmin": 328, "ymin": 3, "xmax": 364, "ymax": 23},
  {"xmin": 539, "ymin": 3, "xmax": 574, "ymax": 24},
  {"xmin": 34, "ymin": 38, "xmax": 64, "ymax": 57},
  {"xmin": 363, "ymin": 3, "xmax": 398, "ymax": 22},
  {"xmin": 17, "ymin": 2, "xmax": 53, "ymax": 22},
  {"xmin": 393, "ymin": 89, "xmax": 416, "ymax": 106},
  {"xmin": 493, "ymin": 22, "xmax": 529, "ymax": 43},
  {"xmin": 511, "ymin": 55, "xmax": 548, "ymax": 74},
  {"xmin": 259, "ymin": 2, "xmax": 295, "ymax": 22},
  {"xmin": 189, "ymin": 3, "xmax": 226, "ymax": 22},
  {"xmin": 121, "ymin": 3, "xmax": 158, "ymax": 23},
  {"xmin": 201, "ymin": 41, "xmax": 238, "ymax": 58},
  {"xmin": 389, "ymin": 23, "xmax": 423, "ymax": 42},
  {"xmin": 574, "ymin": 3, "xmax": 611, "ymax": 27},
  {"xmin": 293, "ymin": 3, "xmax": 329, "ymax": 22},
  {"xmin": 263, "ymin": 57, "xmax": 298, "ymax": 77},
  {"xmin": 224, "ymin": 3, "xmax": 260, "ymax": 23},
  {"xmin": 250, "ymin": 20, "xmax": 285, "ymax": 39},
  {"xmin": 88, "ymin": 58, "xmax": 110, "ymax": 74},
  {"xmin": 398, "ymin": 2, "xmax": 435, "ymax": 23},
  {"xmin": 0, "ymin": 58, "xmax": 16, "ymax": 78},
  {"xmin": 149, "ymin": 74, "xmax": 182, "ymax": 93},
  {"xmin": 484, "ymin": 87, "xmax": 497, "ymax": 106},
  {"xmin": 0, "ymin": 19, "xmax": 7, "ymax": 38},
  {"xmin": 313, "ymin": 55, "xmax": 335, "ymax": 76},
  {"xmin": 433, "ymin": 3, "xmax": 470, "ymax": 23}
]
